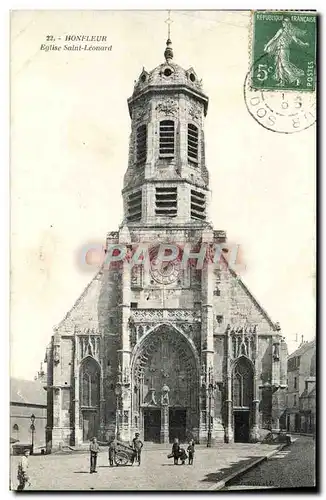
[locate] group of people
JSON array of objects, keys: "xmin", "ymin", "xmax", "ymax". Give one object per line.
[
  {"xmin": 170, "ymin": 438, "xmax": 195, "ymax": 465},
  {"xmin": 90, "ymin": 434, "xmax": 195, "ymax": 473},
  {"xmin": 15, "ymin": 433, "xmax": 194, "ymax": 489},
  {"xmin": 89, "ymin": 433, "xmax": 144, "ymax": 473}
]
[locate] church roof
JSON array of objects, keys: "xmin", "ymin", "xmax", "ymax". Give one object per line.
[
  {"xmin": 129, "ymin": 39, "xmax": 208, "ymax": 116},
  {"xmin": 10, "ymin": 378, "xmax": 46, "ymax": 407},
  {"xmin": 133, "ymin": 62, "xmax": 204, "ymax": 94},
  {"xmin": 228, "ymin": 265, "xmax": 279, "ymax": 332}
]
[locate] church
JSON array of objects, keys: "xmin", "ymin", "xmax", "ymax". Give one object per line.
[{"xmin": 44, "ymin": 34, "xmax": 288, "ymax": 451}]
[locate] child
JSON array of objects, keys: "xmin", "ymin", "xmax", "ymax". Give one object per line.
[
  {"xmin": 17, "ymin": 449, "xmax": 31, "ymax": 490},
  {"xmin": 187, "ymin": 439, "xmax": 195, "ymax": 465}
]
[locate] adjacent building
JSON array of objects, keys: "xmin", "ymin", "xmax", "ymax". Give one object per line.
[
  {"xmin": 286, "ymin": 338, "xmax": 316, "ymax": 434},
  {"xmin": 10, "ymin": 374, "xmax": 47, "ymax": 450},
  {"xmin": 44, "ymin": 36, "xmax": 288, "ymax": 451}
]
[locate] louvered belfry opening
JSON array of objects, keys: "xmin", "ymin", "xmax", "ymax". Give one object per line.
[
  {"xmin": 188, "ymin": 123, "xmax": 199, "ymax": 162},
  {"xmin": 136, "ymin": 124, "xmax": 147, "ymax": 164},
  {"xmin": 155, "ymin": 186, "xmax": 177, "ymax": 217},
  {"xmin": 159, "ymin": 120, "xmax": 175, "ymax": 157},
  {"xmin": 127, "ymin": 190, "xmax": 142, "ymax": 222},
  {"xmin": 191, "ymin": 189, "xmax": 206, "ymax": 220}
]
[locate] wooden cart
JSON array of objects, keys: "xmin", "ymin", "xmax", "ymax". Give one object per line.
[{"xmin": 114, "ymin": 441, "xmax": 137, "ymax": 466}]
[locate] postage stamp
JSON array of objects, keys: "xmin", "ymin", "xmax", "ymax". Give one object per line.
[{"xmin": 251, "ymin": 11, "xmax": 317, "ymax": 92}]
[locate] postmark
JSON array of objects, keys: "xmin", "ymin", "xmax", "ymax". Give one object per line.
[
  {"xmin": 251, "ymin": 11, "xmax": 317, "ymax": 92},
  {"xmin": 244, "ymin": 55, "xmax": 316, "ymax": 134}
]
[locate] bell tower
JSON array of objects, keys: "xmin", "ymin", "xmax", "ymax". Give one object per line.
[
  {"xmin": 122, "ymin": 37, "xmax": 211, "ymax": 227},
  {"xmin": 46, "ymin": 14, "xmax": 288, "ymax": 452}
]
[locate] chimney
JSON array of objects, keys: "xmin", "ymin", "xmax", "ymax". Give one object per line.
[{"xmin": 301, "ymin": 335, "xmax": 304, "ymax": 345}]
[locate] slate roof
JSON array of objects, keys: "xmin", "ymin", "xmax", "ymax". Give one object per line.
[
  {"xmin": 288, "ymin": 339, "xmax": 315, "ymax": 359},
  {"xmin": 10, "ymin": 378, "xmax": 47, "ymax": 407}
]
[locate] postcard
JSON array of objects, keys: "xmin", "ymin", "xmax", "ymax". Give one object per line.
[{"xmin": 10, "ymin": 10, "xmax": 316, "ymax": 491}]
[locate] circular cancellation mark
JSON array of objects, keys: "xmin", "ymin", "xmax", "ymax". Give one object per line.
[{"xmin": 244, "ymin": 54, "xmax": 316, "ymax": 134}]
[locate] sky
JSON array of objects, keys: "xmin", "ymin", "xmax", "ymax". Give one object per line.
[{"xmin": 10, "ymin": 10, "xmax": 316, "ymax": 380}]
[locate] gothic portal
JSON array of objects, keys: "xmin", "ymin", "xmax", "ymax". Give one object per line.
[{"xmin": 45, "ymin": 36, "xmax": 288, "ymax": 450}]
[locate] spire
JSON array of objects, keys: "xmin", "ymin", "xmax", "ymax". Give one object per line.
[{"xmin": 164, "ymin": 10, "xmax": 173, "ymax": 62}]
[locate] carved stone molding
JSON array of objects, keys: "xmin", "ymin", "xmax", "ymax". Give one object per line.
[
  {"xmin": 79, "ymin": 335, "xmax": 101, "ymax": 360},
  {"xmin": 230, "ymin": 326, "xmax": 257, "ymax": 360},
  {"xmin": 131, "ymin": 310, "xmax": 164, "ymax": 322},
  {"xmin": 75, "ymin": 327, "xmax": 101, "ymax": 336},
  {"xmin": 188, "ymin": 102, "xmax": 202, "ymax": 122},
  {"xmin": 155, "ymin": 98, "xmax": 178, "ymax": 117},
  {"xmin": 131, "ymin": 308, "xmax": 201, "ymax": 324},
  {"xmin": 133, "ymin": 101, "xmax": 149, "ymax": 123}
]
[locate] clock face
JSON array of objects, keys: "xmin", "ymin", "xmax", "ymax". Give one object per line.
[{"xmin": 150, "ymin": 259, "xmax": 180, "ymax": 285}]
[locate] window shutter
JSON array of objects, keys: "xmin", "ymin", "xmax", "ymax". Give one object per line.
[{"xmin": 159, "ymin": 120, "xmax": 175, "ymax": 157}]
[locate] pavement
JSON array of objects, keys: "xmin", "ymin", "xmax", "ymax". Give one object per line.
[
  {"xmin": 224, "ymin": 436, "xmax": 316, "ymax": 490},
  {"xmin": 10, "ymin": 441, "xmax": 284, "ymax": 491}
]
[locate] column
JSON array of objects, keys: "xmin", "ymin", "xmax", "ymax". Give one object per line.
[
  {"xmin": 224, "ymin": 326, "xmax": 234, "ymax": 443},
  {"xmin": 160, "ymin": 405, "xmax": 169, "ymax": 444},
  {"xmin": 117, "ymin": 241, "xmax": 132, "ymax": 441},
  {"xmin": 200, "ymin": 236, "xmax": 214, "ymax": 444},
  {"xmin": 73, "ymin": 334, "xmax": 82, "ymax": 446},
  {"xmin": 250, "ymin": 400, "xmax": 260, "ymax": 442},
  {"xmin": 271, "ymin": 333, "xmax": 282, "ymax": 433},
  {"xmin": 213, "ymin": 385, "xmax": 224, "ymax": 442},
  {"xmin": 99, "ymin": 337, "xmax": 106, "ymax": 441},
  {"xmin": 250, "ymin": 326, "xmax": 260, "ymax": 442}
]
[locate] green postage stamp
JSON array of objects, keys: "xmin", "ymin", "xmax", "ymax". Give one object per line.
[{"xmin": 251, "ymin": 11, "xmax": 317, "ymax": 92}]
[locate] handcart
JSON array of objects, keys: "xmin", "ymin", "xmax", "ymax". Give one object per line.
[{"xmin": 114, "ymin": 441, "xmax": 137, "ymax": 466}]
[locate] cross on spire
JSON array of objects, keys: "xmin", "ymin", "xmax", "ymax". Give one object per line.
[
  {"xmin": 165, "ymin": 10, "xmax": 173, "ymax": 39},
  {"xmin": 164, "ymin": 10, "xmax": 174, "ymax": 62}
]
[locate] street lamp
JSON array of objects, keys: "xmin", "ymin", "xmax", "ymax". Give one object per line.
[
  {"xmin": 30, "ymin": 414, "xmax": 36, "ymax": 454},
  {"xmin": 206, "ymin": 367, "xmax": 219, "ymax": 448}
]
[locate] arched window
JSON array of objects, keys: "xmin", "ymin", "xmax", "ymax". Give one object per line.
[
  {"xmin": 159, "ymin": 120, "xmax": 175, "ymax": 158},
  {"xmin": 13, "ymin": 423, "xmax": 19, "ymax": 439},
  {"xmin": 188, "ymin": 124, "xmax": 199, "ymax": 162},
  {"xmin": 232, "ymin": 357, "xmax": 253, "ymax": 408},
  {"xmin": 80, "ymin": 357, "xmax": 100, "ymax": 408},
  {"xmin": 136, "ymin": 124, "xmax": 147, "ymax": 164}
]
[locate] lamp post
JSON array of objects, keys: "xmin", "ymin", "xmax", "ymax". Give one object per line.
[
  {"xmin": 206, "ymin": 367, "xmax": 218, "ymax": 448},
  {"xmin": 30, "ymin": 414, "xmax": 36, "ymax": 454}
]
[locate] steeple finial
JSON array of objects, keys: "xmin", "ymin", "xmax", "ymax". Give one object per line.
[{"xmin": 164, "ymin": 10, "xmax": 174, "ymax": 62}]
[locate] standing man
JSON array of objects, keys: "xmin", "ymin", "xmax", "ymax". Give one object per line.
[
  {"xmin": 17, "ymin": 449, "xmax": 31, "ymax": 490},
  {"xmin": 108, "ymin": 437, "xmax": 117, "ymax": 467},
  {"xmin": 89, "ymin": 437, "xmax": 100, "ymax": 474},
  {"xmin": 132, "ymin": 432, "xmax": 143, "ymax": 466}
]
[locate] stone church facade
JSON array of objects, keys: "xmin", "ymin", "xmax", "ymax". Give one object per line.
[{"xmin": 45, "ymin": 38, "xmax": 287, "ymax": 451}]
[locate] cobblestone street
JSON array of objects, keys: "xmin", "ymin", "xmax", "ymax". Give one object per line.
[
  {"xmin": 225, "ymin": 436, "xmax": 316, "ymax": 490},
  {"xmin": 10, "ymin": 442, "xmax": 281, "ymax": 491}
]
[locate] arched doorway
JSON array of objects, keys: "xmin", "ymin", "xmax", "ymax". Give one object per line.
[
  {"xmin": 80, "ymin": 356, "xmax": 101, "ymax": 442},
  {"xmin": 232, "ymin": 356, "xmax": 254, "ymax": 443},
  {"xmin": 131, "ymin": 324, "xmax": 200, "ymax": 443}
]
